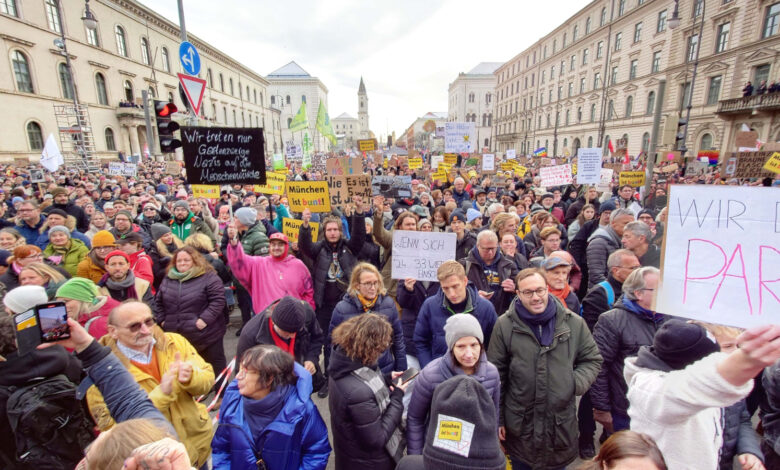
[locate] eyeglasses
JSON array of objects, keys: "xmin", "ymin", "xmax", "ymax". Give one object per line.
[
  {"xmin": 360, "ymin": 281, "xmax": 380, "ymax": 288},
  {"xmin": 21, "ymin": 254, "xmax": 42, "ymax": 261},
  {"xmin": 118, "ymin": 317, "xmax": 155, "ymax": 333},
  {"xmin": 143, "ymin": 207, "xmax": 156, "ymax": 211},
  {"xmin": 479, "ymin": 246, "xmax": 498, "ymax": 252},
  {"xmin": 519, "ymin": 287, "xmax": 547, "ymax": 298},
  {"xmin": 638, "ymin": 288, "xmax": 655, "ymax": 292}
]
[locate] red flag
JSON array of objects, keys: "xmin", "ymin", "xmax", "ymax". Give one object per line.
[
  {"xmin": 623, "ymin": 153, "xmax": 630, "ymax": 164},
  {"xmin": 607, "ymin": 139, "xmax": 615, "ymax": 154}
]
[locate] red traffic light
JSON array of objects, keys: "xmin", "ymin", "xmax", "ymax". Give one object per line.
[{"xmin": 155, "ymin": 101, "xmax": 178, "ymax": 117}]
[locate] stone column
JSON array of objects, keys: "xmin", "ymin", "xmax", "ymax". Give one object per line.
[{"xmin": 129, "ymin": 125, "xmax": 141, "ymax": 156}]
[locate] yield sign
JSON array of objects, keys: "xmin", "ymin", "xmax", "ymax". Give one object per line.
[{"xmin": 177, "ymin": 73, "xmax": 206, "ymax": 115}]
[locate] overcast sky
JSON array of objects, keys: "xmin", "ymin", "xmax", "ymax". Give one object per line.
[{"xmin": 142, "ymin": 0, "xmax": 587, "ymax": 139}]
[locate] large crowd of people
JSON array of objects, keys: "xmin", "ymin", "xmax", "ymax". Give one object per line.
[{"xmin": 0, "ymin": 154, "xmax": 777, "ymax": 470}]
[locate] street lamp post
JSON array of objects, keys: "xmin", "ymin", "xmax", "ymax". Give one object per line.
[{"xmin": 669, "ymin": 0, "xmax": 706, "ymax": 159}]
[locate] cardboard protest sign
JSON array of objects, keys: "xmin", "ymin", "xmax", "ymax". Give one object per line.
[
  {"xmin": 181, "ymin": 127, "xmax": 266, "ymax": 184},
  {"xmin": 165, "ymin": 161, "xmax": 181, "ymax": 176},
  {"xmin": 444, "ymin": 122, "xmax": 476, "ymax": 153},
  {"xmin": 191, "ymin": 185, "xmax": 220, "ymax": 199},
  {"xmin": 391, "ymin": 230, "xmax": 456, "ymax": 282},
  {"xmin": 282, "ymin": 218, "xmax": 318, "ymax": 244},
  {"xmin": 539, "ymin": 164, "xmax": 573, "ymax": 186},
  {"xmin": 619, "ymin": 171, "xmax": 645, "ymax": 187},
  {"xmin": 656, "ymin": 185, "xmax": 780, "ymax": 327},
  {"xmin": 732, "ymin": 152, "xmax": 775, "ymax": 178},
  {"xmin": 443, "ymin": 154, "xmax": 458, "ymax": 167},
  {"xmin": 327, "ymin": 174, "xmax": 372, "ymax": 206},
  {"xmin": 576, "ymin": 148, "xmax": 602, "ymax": 184},
  {"xmin": 500, "ymin": 162, "xmax": 515, "ymax": 172},
  {"xmin": 430, "ymin": 155, "xmax": 444, "ymax": 169},
  {"xmin": 482, "ymin": 154, "xmax": 495, "ymax": 172},
  {"xmin": 285, "ymin": 181, "xmax": 331, "ymax": 213},
  {"xmin": 597, "ymin": 168, "xmax": 614, "ymax": 192},
  {"xmin": 357, "ymin": 138, "xmax": 377, "ymax": 152},
  {"xmin": 408, "ymin": 157, "xmax": 423, "ymax": 170},
  {"xmin": 254, "ymin": 172, "xmax": 287, "ymax": 195},
  {"xmin": 735, "ymin": 131, "xmax": 759, "ymax": 150},
  {"xmin": 371, "ymin": 175, "xmax": 412, "ymax": 199},
  {"xmin": 326, "ymin": 157, "xmax": 361, "ymax": 176},
  {"xmin": 659, "ymin": 163, "xmax": 679, "ymax": 174},
  {"xmin": 763, "ymin": 152, "xmax": 780, "ymax": 174},
  {"xmin": 373, "ymin": 152, "xmax": 384, "ymax": 166}
]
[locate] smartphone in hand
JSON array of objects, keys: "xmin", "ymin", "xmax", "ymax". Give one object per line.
[
  {"xmin": 36, "ymin": 302, "xmax": 70, "ymax": 343},
  {"xmin": 398, "ymin": 367, "xmax": 420, "ymax": 385}
]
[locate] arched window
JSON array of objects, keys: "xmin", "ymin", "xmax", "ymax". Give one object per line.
[
  {"xmin": 115, "ymin": 26, "xmax": 127, "ymax": 57},
  {"xmin": 253, "ymin": 89, "xmax": 257, "ymax": 104},
  {"xmin": 95, "ymin": 73, "xmax": 108, "ymax": 105},
  {"xmin": 140, "ymin": 37, "xmax": 150, "ymax": 65},
  {"xmin": 642, "ymin": 132, "xmax": 650, "ymax": 152},
  {"xmin": 286, "ymin": 95, "xmax": 290, "ymax": 104},
  {"xmin": 12, "ymin": 50, "xmax": 33, "ymax": 93},
  {"xmin": 469, "ymin": 92, "xmax": 475, "ymax": 103},
  {"xmin": 232, "ymin": 109, "xmax": 236, "ymax": 125},
  {"xmin": 287, "ymin": 118, "xmax": 293, "ymax": 128},
  {"xmin": 646, "ymin": 91, "xmax": 655, "ymax": 115},
  {"xmin": 590, "ymin": 103, "xmax": 596, "ymax": 122},
  {"xmin": 246, "ymin": 86, "xmax": 250, "ymax": 101},
  {"xmin": 573, "ymin": 138, "xmax": 581, "ymax": 153},
  {"xmin": 105, "ymin": 128, "xmax": 116, "ymax": 151},
  {"xmin": 607, "ymin": 100, "xmax": 615, "ymax": 120},
  {"xmin": 219, "ymin": 73, "xmax": 224, "ymax": 92},
  {"xmin": 229, "ymin": 78, "xmax": 234, "ymax": 96},
  {"xmin": 271, "ymin": 95, "xmax": 276, "ymax": 105},
  {"xmin": 123, "ymin": 80, "xmax": 133, "ymax": 102},
  {"xmin": 222, "ymin": 107, "xmax": 227, "ymax": 124},
  {"xmin": 563, "ymin": 137, "xmax": 568, "ymax": 149},
  {"xmin": 58, "ymin": 63, "xmax": 74, "ymax": 99},
  {"xmin": 586, "ymin": 17, "xmax": 592, "ymax": 34},
  {"xmin": 161, "ymin": 47, "xmax": 170, "ymax": 72},
  {"xmin": 565, "ymin": 109, "xmax": 570, "ymax": 126},
  {"xmin": 26, "ymin": 122, "xmax": 43, "ymax": 150},
  {"xmin": 700, "ymin": 133, "xmax": 713, "ymax": 150},
  {"xmin": 207, "ymin": 69, "xmax": 213, "ymax": 88},
  {"xmin": 148, "ymin": 87, "xmax": 155, "ymax": 98},
  {"xmin": 85, "ymin": 12, "xmax": 100, "ymax": 46},
  {"xmin": 604, "ymin": 135, "xmax": 611, "ymax": 153},
  {"xmin": 573, "ymin": 24, "xmax": 579, "ymax": 41},
  {"xmin": 588, "ymin": 136, "xmax": 593, "ymax": 147},
  {"xmin": 44, "ymin": 0, "xmax": 60, "ymax": 32},
  {"xmin": 301, "ymin": 95, "xmax": 306, "ymax": 104},
  {"xmin": 625, "ymin": 95, "xmax": 633, "ymax": 117}
]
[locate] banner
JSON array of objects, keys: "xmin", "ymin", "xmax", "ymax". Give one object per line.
[
  {"xmin": 289, "ymin": 102, "xmax": 308, "ymax": 132},
  {"xmin": 391, "ymin": 230, "xmax": 456, "ymax": 281},
  {"xmin": 482, "ymin": 154, "xmax": 495, "ymax": 172},
  {"xmin": 282, "ymin": 218, "xmax": 318, "ymax": 244},
  {"xmin": 108, "ymin": 162, "xmax": 137, "ymax": 177},
  {"xmin": 444, "ymin": 122, "xmax": 476, "ymax": 153},
  {"xmin": 285, "ymin": 141, "xmax": 302, "ymax": 159},
  {"xmin": 254, "ymin": 172, "xmax": 287, "ymax": 195},
  {"xmin": 191, "ymin": 184, "xmax": 220, "ymax": 199},
  {"xmin": 655, "ymin": 185, "xmax": 780, "ymax": 327},
  {"xmin": 576, "ymin": 148, "xmax": 602, "ymax": 184},
  {"xmin": 408, "ymin": 157, "xmax": 423, "ymax": 170},
  {"xmin": 539, "ymin": 164, "xmax": 573, "ymax": 186},
  {"xmin": 181, "ymin": 127, "xmax": 266, "ymax": 184},
  {"xmin": 286, "ymin": 181, "xmax": 331, "ymax": 213},
  {"xmin": 533, "ymin": 147, "xmax": 548, "ymax": 157},
  {"xmin": 371, "ymin": 175, "xmax": 412, "ymax": 198},
  {"xmin": 618, "ymin": 171, "xmax": 645, "ymax": 187},
  {"xmin": 40, "ymin": 134, "xmax": 63, "ymax": 172}
]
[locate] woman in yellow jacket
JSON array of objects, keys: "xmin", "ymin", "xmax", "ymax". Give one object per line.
[{"xmin": 85, "ymin": 320, "xmax": 215, "ymax": 468}]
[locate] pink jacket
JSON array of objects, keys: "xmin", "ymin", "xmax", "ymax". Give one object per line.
[{"xmin": 227, "ymin": 242, "xmax": 315, "ymax": 314}]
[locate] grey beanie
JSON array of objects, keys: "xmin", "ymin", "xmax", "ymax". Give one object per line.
[
  {"xmin": 150, "ymin": 223, "xmax": 171, "ymax": 241},
  {"xmin": 234, "ymin": 207, "xmax": 257, "ymax": 226},
  {"xmin": 365, "ymin": 217, "xmax": 374, "ymax": 228},
  {"xmin": 172, "ymin": 200, "xmax": 189, "ymax": 212},
  {"xmin": 48, "ymin": 225, "xmax": 71, "ymax": 238},
  {"xmin": 444, "ymin": 314, "xmax": 484, "ymax": 351}
]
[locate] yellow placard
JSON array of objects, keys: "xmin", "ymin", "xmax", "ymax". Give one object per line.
[
  {"xmin": 444, "ymin": 154, "xmax": 458, "ymax": 166},
  {"xmin": 282, "ymin": 218, "xmax": 319, "ymax": 244},
  {"xmin": 254, "ymin": 172, "xmax": 287, "ymax": 195},
  {"xmin": 619, "ymin": 171, "xmax": 646, "ymax": 187},
  {"xmin": 500, "ymin": 162, "xmax": 514, "ymax": 171},
  {"xmin": 357, "ymin": 138, "xmax": 377, "ymax": 152},
  {"xmin": 515, "ymin": 165, "xmax": 528, "ymax": 178},
  {"xmin": 285, "ymin": 181, "xmax": 332, "ymax": 213},
  {"xmin": 572, "ymin": 163, "xmax": 578, "ymax": 175},
  {"xmin": 408, "ymin": 157, "xmax": 423, "ymax": 170},
  {"xmin": 763, "ymin": 152, "xmax": 780, "ymax": 174},
  {"xmin": 437, "ymin": 420, "xmax": 462, "ymax": 441},
  {"xmin": 467, "ymin": 170, "xmax": 478, "ymax": 179},
  {"xmin": 191, "ymin": 185, "xmax": 220, "ymax": 199}
]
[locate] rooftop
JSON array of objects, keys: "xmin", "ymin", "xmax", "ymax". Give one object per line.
[
  {"xmin": 466, "ymin": 62, "xmax": 503, "ymax": 75},
  {"xmin": 267, "ymin": 61, "xmax": 311, "ymax": 78}
]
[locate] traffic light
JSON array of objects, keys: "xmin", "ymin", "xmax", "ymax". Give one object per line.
[
  {"xmin": 675, "ymin": 118, "xmax": 687, "ymax": 152},
  {"xmin": 154, "ymin": 100, "xmax": 181, "ymax": 153}
]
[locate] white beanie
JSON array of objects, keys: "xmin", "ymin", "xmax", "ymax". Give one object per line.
[
  {"xmin": 444, "ymin": 314, "xmax": 484, "ymax": 351},
  {"xmin": 3, "ymin": 285, "xmax": 49, "ymax": 315}
]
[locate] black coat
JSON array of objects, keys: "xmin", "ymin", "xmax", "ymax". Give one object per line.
[
  {"xmin": 43, "ymin": 201, "xmax": 89, "ymax": 233},
  {"xmin": 396, "ymin": 279, "xmax": 439, "ymax": 357},
  {"xmin": 564, "ymin": 196, "xmax": 600, "ymax": 227},
  {"xmin": 357, "ymin": 234, "xmax": 381, "ymax": 269},
  {"xmin": 461, "ymin": 249, "xmax": 518, "ymax": 315},
  {"xmin": 581, "ymin": 274, "xmax": 623, "ymax": 331},
  {"xmin": 567, "ymin": 219, "xmax": 602, "ymax": 298},
  {"xmin": 328, "ymin": 346, "xmax": 404, "ymax": 470},
  {"xmin": 454, "ymin": 231, "xmax": 476, "ymax": 261},
  {"xmin": 720, "ymin": 400, "xmax": 763, "ymax": 470},
  {"xmin": 155, "ymin": 270, "xmax": 226, "ymax": 348}
]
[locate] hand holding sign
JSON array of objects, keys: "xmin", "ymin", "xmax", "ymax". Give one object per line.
[{"xmin": 373, "ymin": 195, "xmax": 385, "ymax": 212}]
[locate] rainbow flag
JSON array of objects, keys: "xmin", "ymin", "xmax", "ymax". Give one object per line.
[{"xmin": 533, "ymin": 147, "xmax": 547, "ymax": 157}]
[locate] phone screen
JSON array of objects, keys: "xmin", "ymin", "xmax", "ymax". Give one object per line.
[
  {"xmin": 399, "ymin": 367, "xmax": 420, "ymax": 384},
  {"xmin": 36, "ymin": 302, "xmax": 70, "ymax": 342},
  {"xmin": 14, "ymin": 309, "xmax": 41, "ymax": 355}
]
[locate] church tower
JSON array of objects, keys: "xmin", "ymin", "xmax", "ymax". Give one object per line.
[{"xmin": 358, "ymin": 77, "xmax": 369, "ymax": 139}]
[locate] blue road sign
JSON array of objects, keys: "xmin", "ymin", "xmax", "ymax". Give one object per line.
[{"xmin": 179, "ymin": 41, "xmax": 201, "ymax": 76}]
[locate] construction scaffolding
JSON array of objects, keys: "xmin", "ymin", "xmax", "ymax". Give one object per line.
[{"xmin": 53, "ymin": 104, "xmax": 101, "ymax": 172}]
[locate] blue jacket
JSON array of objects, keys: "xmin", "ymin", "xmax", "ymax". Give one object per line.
[
  {"xmin": 328, "ymin": 293, "xmax": 407, "ymax": 374},
  {"xmin": 413, "ymin": 284, "xmax": 497, "ymax": 368},
  {"xmin": 212, "ymin": 363, "xmax": 331, "ymax": 470},
  {"xmin": 16, "ymin": 218, "xmax": 46, "ymax": 244}
]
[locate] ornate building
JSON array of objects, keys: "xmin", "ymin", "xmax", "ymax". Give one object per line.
[{"xmin": 448, "ymin": 62, "xmax": 501, "ymax": 152}]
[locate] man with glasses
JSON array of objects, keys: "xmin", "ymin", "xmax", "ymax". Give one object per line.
[
  {"xmin": 462, "ymin": 230, "xmax": 518, "ymax": 315},
  {"xmin": 110, "ymin": 210, "xmax": 152, "ymax": 251},
  {"xmin": 591, "ymin": 266, "xmax": 665, "ymax": 435},
  {"xmin": 14, "ymin": 200, "xmax": 45, "ymax": 244},
  {"xmin": 85, "ymin": 301, "xmax": 215, "ymax": 469},
  {"xmin": 488, "ymin": 268, "xmax": 601, "ymax": 470}
]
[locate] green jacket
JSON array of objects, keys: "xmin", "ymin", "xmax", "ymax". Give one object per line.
[
  {"xmin": 487, "ymin": 297, "xmax": 602, "ymax": 469},
  {"xmin": 169, "ymin": 212, "xmax": 216, "ymax": 246},
  {"xmin": 240, "ymin": 222, "xmax": 269, "ymax": 256},
  {"xmin": 43, "ymin": 238, "xmax": 89, "ymax": 277}
]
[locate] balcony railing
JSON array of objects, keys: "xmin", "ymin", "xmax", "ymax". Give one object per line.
[{"xmin": 716, "ymin": 93, "xmax": 780, "ymax": 115}]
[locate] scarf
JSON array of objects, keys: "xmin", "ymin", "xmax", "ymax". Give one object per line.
[
  {"xmin": 357, "ymin": 293, "xmax": 378, "ymax": 312},
  {"xmin": 88, "ymin": 250, "xmax": 106, "ymax": 270},
  {"xmin": 269, "ymin": 317, "xmax": 296, "ymax": 356},
  {"xmin": 105, "ymin": 270, "xmax": 138, "ymax": 300},
  {"xmin": 167, "ymin": 266, "xmax": 205, "ymax": 282},
  {"xmin": 243, "ymin": 384, "xmax": 293, "ymax": 444},
  {"xmin": 351, "ymin": 366, "xmax": 405, "ymax": 462},
  {"xmin": 514, "ymin": 295, "xmax": 558, "ymax": 346},
  {"xmin": 549, "ymin": 283, "xmax": 571, "ymax": 306},
  {"xmin": 621, "ymin": 298, "xmax": 664, "ymax": 324}
]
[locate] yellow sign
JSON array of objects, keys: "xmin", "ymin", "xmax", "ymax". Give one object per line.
[
  {"xmin": 357, "ymin": 138, "xmax": 377, "ymax": 152},
  {"xmin": 254, "ymin": 172, "xmax": 287, "ymax": 195},
  {"xmin": 619, "ymin": 171, "xmax": 646, "ymax": 187},
  {"xmin": 282, "ymin": 218, "xmax": 319, "ymax": 244},
  {"xmin": 408, "ymin": 157, "xmax": 423, "ymax": 170},
  {"xmin": 437, "ymin": 420, "xmax": 462, "ymax": 441},
  {"xmin": 763, "ymin": 152, "xmax": 780, "ymax": 174},
  {"xmin": 467, "ymin": 170, "xmax": 478, "ymax": 179},
  {"xmin": 572, "ymin": 163, "xmax": 578, "ymax": 175},
  {"xmin": 515, "ymin": 165, "xmax": 528, "ymax": 178},
  {"xmin": 444, "ymin": 154, "xmax": 458, "ymax": 166},
  {"xmin": 432, "ymin": 168, "xmax": 448, "ymax": 182},
  {"xmin": 191, "ymin": 185, "xmax": 220, "ymax": 199},
  {"xmin": 286, "ymin": 181, "xmax": 331, "ymax": 213}
]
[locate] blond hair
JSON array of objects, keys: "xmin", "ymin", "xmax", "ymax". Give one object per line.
[
  {"xmin": 184, "ymin": 232, "xmax": 214, "ymax": 252},
  {"xmin": 19, "ymin": 262, "xmax": 67, "ymax": 284},
  {"xmin": 437, "ymin": 260, "xmax": 466, "ymax": 282},
  {"xmin": 85, "ymin": 419, "xmax": 172, "ymax": 469},
  {"xmin": 347, "ymin": 262, "xmax": 386, "ymax": 296}
]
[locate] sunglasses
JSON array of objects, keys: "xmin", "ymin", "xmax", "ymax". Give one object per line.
[{"xmin": 119, "ymin": 317, "xmax": 155, "ymax": 333}]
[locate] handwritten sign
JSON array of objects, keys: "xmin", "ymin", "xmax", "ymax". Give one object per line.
[
  {"xmin": 656, "ymin": 185, "xmax": 780, "ymax": 327},
  {"xmin": 108, "ymin": 162, "xmax": 137, "ymax": 177},
  {"xmin": 515, "ymin": 165, "xmax": 528, "ymax": 178},
  {"xmin": 576, "ymin": 148, "xmax": 602, "ymax": 184},
  {"xmin": 357, "ymin": 138, "xmax": 377, "ymax": 152},
  {"xmin": 735, "ymin": 131, "xmax": 759, "ymax": 150},
  {"xmin": 539, "ymin": 164, "xmax": 573, "ymax": 187},
  {"xmin": 371, "ymin": 175, "xmax": 412, "ymax": 199},
  {"xmin": 597, "ymin": 168, "xmax": 614, "ymax": 192},
  {"xmin": 254, "ymin": 172, "xmax": 287, "ymax": 195},
  {"xmin": 327, "ymin": 174, "xmax": 371, "ymax": 206},
  {"xmin": 482, "ymin": 154, "xmax": 495, "ymax": 172},
  {"xmin": 391, "ymin": 231, "xmax": 456, "ymax": 281},
  {"xmin": 191, "ymin": 185, "xmax": 220, "ymax": 199},
  {"xmin": 763, "ymin": 152, "xmax": 780, "ymax": 174},
  {"xmin": 443, "ymin": 154, "xmax": 458, "ymax": 167},
  {"xmin": 282, "ymin": 218, "xmax": 319, "ymax": 244},
  {"xmin": 732, "ymin": 152, "xmax": 775, "ymax": 178},
  {"xmin": 619, "ymin": 171, "xmax": 645, "ymax": 187},
  {"xmin": 506, "ymin": 149, "xmax": 516, "ymax": 159},
  {"xmin": 430, "ymin": 155, "xmax": 443, "ymax": 169},
  {"xmin": 444, "ymin": 122, "xmax": 476, "ymax": 153},
  {"xmin": 408, "ymin": 157, "xmax": 423, "ymax": 170},
  {"xmin": 286, "ymin": 181, "xmax": 331, "ymax": 213},
  {"xmin": 165, "ymin": 161, "xmax": 181, "ymax": 176},
  {"xmin": 181, "ymin": 127, "xmax": 266, "ymax": 184}
]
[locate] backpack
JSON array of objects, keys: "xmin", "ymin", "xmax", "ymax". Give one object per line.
[{"xmin": 1, "ymin": 375, "xmax": 94, "ymax": 470}]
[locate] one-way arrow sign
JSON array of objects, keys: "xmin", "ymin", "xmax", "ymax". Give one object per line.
[{"xmin": 177, "ymin": 73, "xmax": 206, "ymax": 116}]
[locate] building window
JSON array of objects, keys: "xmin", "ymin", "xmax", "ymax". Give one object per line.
[
  {"xmin": 765, "ymin": 3, "xmax": 780, "ymax": 38},
  {"xmin": 600, "ymin": 7, "xmax": 607, "ymax": 26},
  {"xmin": 95, "ymin": 72, "xmax": 108, "ymax": 105},
  {"xmin": 45, "ymin": 0, "xmax": 61, "ymax": 32},
  {"xmin": 286, "ymin": 95, "xmax": 291, "ymax": 104},
  {"xmin": 161, "ymin": 47, "xmax": 170, "ymax": 72},
  {"xmin": 634, "ymin": 22, "xmax": 643, "ymax": 43},
  {"xmin": 607, "ymin": 100, "xmax": 614, "ymax": 120},
  {"xmin": 232, "ymin": 110, "xmax": 236, "ymax": 125},
  {"xmin": 270, "ymin": 95, "xmax": 276, "ymax": 105},
  {"xmin": 700, "ymin": 133, "xmax": 713, "ymax": 151},
  {"xmin": 558, "ymin": 86, "xmax": 562, "ymax": 100},
  {"xmin": 124, "ymin": 80, "xmax": 133, "ymax": 102},
  {"xmin": 580, "ymin": 77, "xmax": 586, "ymax": 93},
  {"xmin": 12, "ymin": 50, "xmax": 33, "ymax": 93},
  {"xmin": 604, "ymin": 135, "xmax": 611, "ymax": 153},
  {"xmin": 254, "ymin": 89, "xmax": 257, "ymax": 104},
  {"xmin": 468, "ymin": 92, "xmax": 474, "ymax": 103},
  {"xmin": 629, "ymin": 59, "xmax": 638, "ymax": 79},
  {"xmin": 246, "ymin": 86, "xmax": 250, "ymax": 101},
  {"xmin": 167, "ymin": 91, "xmax": 173, "ymax": 103},
  {"xmin": 577, "ymin": 106, "xmax": 582, "ymax": 122},
  {"xmin": 27, "ymin": 122, "xmax": 43, "ymax": 150},
  {"xmin": 561, "ymin": 59, "xmax": 565, "ymax": 75},
  {"xmin": 1, "ymin": 0, "xmax": 18, "ymax": 16},
  {"xmin": 568, "ymin": 82, "xmax": 573, "ymax": 97},
  {"xmin": 229, "ymin": 78, "xmax": 234, "ymax": 96},
  {"xmin": 652, "ymin": 51, "xmax": 661, "ymax": 73},
  {"xmin": 588, "ymin": 136, "xmax": 593, "ymax": 147},
  {"xmin": 139, "ymin": 38, "xmax": 150, "ymax": 65},
  {"xmin": 301, "ymin": 95, "xmax": 306, "ymax": 104},
  {"xmin": 614, "ymin": 32, "xmax": 622, "ymax": 51},
  {"xmin": 680, "ymin": 82, "xmax": 692, "ymax": 108},
  {"xmin": 147, "ymin": 87, "xmax": 155, "ymax": 98},
  {"xmin": 619, "ymin": 0, "xmax": 626, "ymax": 15},
  {"xmin": 486, "ymin": 93, "xmax": 492, "ymax": 103},
  {"xmin": 707, "ymin": 75, "xmax": 722, "ymax": 105},
  {"xmin": 553, "ymin": 39, "xmax": 557, "ymax": 53},
  {"xmin": 597, "ymin": 41, "xmax": 604, "ymax": 59},
  {"xmin": 594, "ymin": 72, "xmax": 601, "ymax": 89},
  {"xmin": 105, "ymin": 128, "xmax": 116, "ymax": 151},
  {"xmin": 219, "ymin": 74, "xmax": 224, "ymax": 92},
  {"xmin": 754, "ymin": 64, "xmax": 771, "ymax": 87},
  {"xmin": 693, "ymin": 0, "xmax": 704, "ymax": 17},
  {"xmin": 583, "ymin": 48, "xmax": 589, "ymax": 65},
  {"xmin": 573, "ymin": 25, "xmax": 579, "ymax": 41},
  {"xmin": 642, "ymin": 132, "xmax": 650, "ymax": 152},
  {"xmin": 571, "ymin": 55, "xmax": 576, "ymax": 70},
  {"xmin": 86, "ymin": 20, "xmax": 100, "ymax": 47},
  {"xmin": 207, "ymin": 69, "xmax": 213, "ymax": 88},
  {"xmin": 115, "ymin": 26, "xmax": 128, "ymax": 57},
  {"xmin": 590, "ymin": 104, "xmax": 596, "ymax": 122},
  {"xmin": 563, "ymin": 32, "xmax": 567, "ymax": 48},
  {"xmin": 686, "ymin": 34, "xmax": 699, "ymax": 62},
  {"xmin": 565, "ymin": 109, "xmax": 570, "ymax": 126},
  {"xmin": 657, "ymin": 10, "xmax": 667, "ymax": 33},
  {"xmin": 58, "ymin": 63, "xmax": 74, "ymax": 99},
  {"xmin": 715, "ymin": 23, "xmax": 730, "ymax": 53},
  {"xmin": 223, "ymin": 107, "xmax": 227, "ymax": 124},
  {"xmin": 611, "ymin": 66, "xmax": 619, "ymax": 85},
  {"xmin": 625, "ymin": 95, "xmax": 633, "ymax": 116},
  {"xmin": 542, "ymin": 70, "xmax": 546, "ymax": 84}
]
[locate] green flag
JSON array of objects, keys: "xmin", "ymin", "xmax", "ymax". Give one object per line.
[
  {"xmin": 289, "ymin": 102, "xmax": 308, "ymax": 132},
  {"xmin": 302, "ymin": 133, "xmax": 312, "ymax": 169},
  {"xmin": 315, "ymin": 102, "xmax": 337, "ymax": 146}
]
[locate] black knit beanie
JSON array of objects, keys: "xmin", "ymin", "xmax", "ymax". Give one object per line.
[
  {"xmin": 652, "ymin": 319, "xmax": 720, "ymax": 370},
  {"xmin": 271, "ymin": 296, "xmax": 306, "ymax": 333}
]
